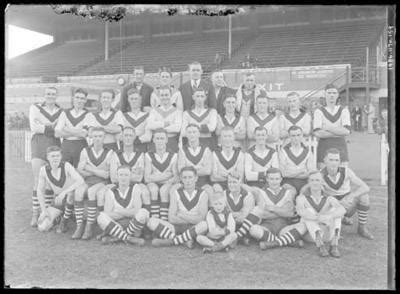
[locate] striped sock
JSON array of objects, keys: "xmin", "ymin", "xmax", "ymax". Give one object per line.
[
  {"xmin": 261, "ymin": 230, "xmax": 277, "ymax": 242},
  {"xmin": 357, "ymin": 204, "xmax": 369, "ymax": 225},
  {"xmin": 160, "ymin": 202, "xmax": 169, "ymax": 221},
  {"xmin": 104, "ymin": 221, "xmax": 128, "ymax": 241},
  {"xmin": 331, "ymin": 228, "xmax": 340, "ymax": 246},
  {"xmin": 86, "ymin": 200, "xmax": 97, "ymax": 224},
  {"xmin": 98, "ymin": 206, "xmax": 104, "ymax": 212},
  {"xmin": 142, "ymin": 204, "xmax": 151, "ymax": 213},
  {"xmin": 173, "ymin": 227, "xmax": 196, "ymax": 245},
  {"xmin": 154, "ymin": 223, "xmax": 175, "ymax": 239},
  {"xmin": 236, "ymin": 213, "xmax": 260, "ymax": 238},
  {"xmin": 74, "ymin": 201, "xmax": 84, "ymax": 225},
  {"xmin": 32, "ymin": 190, "xmax": 40, "ymax": 213},
  {"xmin": 150, "ymin": 200, "xmax": 160, "ymax": 218},
  {"xmin": 63, "ymin": 203, "xmax": 74, "ymax": 220},
  {"xmin": 276, "ymin": 228, "xmax": 301, "ymax": 247},
  {"xmin": 126, "ymin": 217, "xmax": 145, "ymax": 236},
  {"xmin": 44, "ymin": 189, "xmax": 54, "ymax": 207}
]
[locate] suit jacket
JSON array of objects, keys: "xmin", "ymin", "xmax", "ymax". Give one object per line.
[
  {"xmin": 179, "ymin": 79, "xmax": 217, "ymax": 111},
  {"xmin": 215, "ymin": 86, "xmax": 235, "ymax": 115},
  {"xmin": 120, "ymin": 82, "xmax": 154, "ymax": 112}
]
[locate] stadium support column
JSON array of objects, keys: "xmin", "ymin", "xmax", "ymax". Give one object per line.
[
  {"xmin": 366, "ymin": 47, "xmax": 370, "ymax": 104},
  {"xmin": 346, "ymin": 66, "xmax": 350, "ymax": 106},
  {"xmin": 105, "ymin": 22, "xmax": 109, "ymax": 61},
  {"xmin": 228, "ymin": 14, "xmax": 232, "ymax": 60}
]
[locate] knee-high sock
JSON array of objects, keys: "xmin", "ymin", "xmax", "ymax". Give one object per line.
[
  {"xmin": 104, "ymin": 221, "xmax": 128, "ymax": 241},
  {"xmin": 86, "ymin": 200, "xmax": 97, "ymax": 224},
  {"xmin": 173, "ymin": 227, "xmax": 196, "ymax": 245},
  {"xmin": 236, "ymin": 213, "xmax": 260, "ymax": 238},
  {"xmin": 159, "ymin": 202, "xmax": 169, "ymax": 221},
  {"xmin": 357, "ymin": 204, "xmax": 369, "ymax": 225},
  {"xmin": 331, "ymin": 228, "xmax": 340, "ymax": 246},
  {"xmin": 63, "ymin": 203, "xmax": 74, "ymax": 220},
  {"xmin": 44, "ymin": 189, "xmax": 54, "ymax": 207},
  {"xmin": 32, "ymin": 190, "xmax": 40, "ymax": 213},
  {"xmin": 276, "ymin": 228, "xmax": 301, "ymax": 247},
  {"xmin": 260, "ymin": 230, "xmax": 277, "ymax": 242},
  {"xmin": 126, "ymin": 217, "xmax": 145, "ymax": 236},
  {"xmin": 98, "ymin": 206, "xmax": 104, "ymax": 212},
  {"xmin": 150, "ymin": 200, "xmax": 160, "ymax": 218},
  {"xmin": 74, "ymin": 201, "xmax": 84, "ymax": 225},
  {"xmin": 154, "ymin": 223, "xmax": 175, "ymax": 239}
]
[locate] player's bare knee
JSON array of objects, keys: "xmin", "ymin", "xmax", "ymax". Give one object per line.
[
  {"xmin": 97, "ymin": 212, "xmax": 110, "ymax": 229},
  {"xmin": 249, "ymin": 225, "xmax": 262, "ymax": 238},
  {"xmin": 136, "ymin": 208, "xmax": 150, "ymax": 223},
  {"xmin": 195, "ymin": 221, "xmax": 208, "ymax": 234},
  {"xmin": 146, "ymin": 217, "xmax": 158, "ymax": 230}
]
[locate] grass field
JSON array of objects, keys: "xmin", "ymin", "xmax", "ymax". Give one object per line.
[{"xmin": 4, "ymin": 132, "xmax": 389, "ymax": 289}]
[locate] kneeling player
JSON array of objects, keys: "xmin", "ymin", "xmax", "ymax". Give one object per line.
[
  {"xmin": 36, "ymin": 146, "xmax": 85, "ymax": 232},
  {"xmin": 146, "ymin": 166, "xmax": 208, "ymax": 248},
  {"xmin": 96, "ymin": 165, "xmax": 149, "ymax": 245},
  {"xmin": 237, "ymin": 168, "xmax": 305, "ymax": 248},
  {"xmin": 197, "ymin": 192, "xmax": 237, "ymax": 253},
  {"xmin": 297, "ymin": 171, "xmax": 346, "ymax": 257},
  {"xmin": 74, "ymin": 127, "xmax": 114, "ymax": 240}
]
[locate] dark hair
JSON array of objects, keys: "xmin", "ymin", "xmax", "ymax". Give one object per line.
[
  {"xmin": 186, "ymin": 123, "xmax": 201, "ymax": 131},
  {"xmin": 46, "ymin": 145, "xmax": 62, "ymax": 155},
  {"xmin": 127, "ymin": 88, "xmax": 141, "ymax": 97},
  {"xmin": 193, "ymin": 86, "xmax": 207, "ymax": 95},
  {"xmin": 179, "ymin": 166, "xmax": 197, "ymax": 176},
  {"xmin": 117, "ymin": 165, "xmax": 131, "ymax": 172},
  {"xmin": 254, "ymin": 126, "xmax": 268, "ymax": 134},
  {"xmin": 100, "ymin": 89, "xmax": 115, "ymax": 100},
  {"xmin": 266, "ymin": 167, "xmax": 282, "ymax": 177},
  {"xmin": 158, "ymin": 85, "xmax": 172, "ymax": 94},
  {"xmin": 325, "ymin": 84, "xmax": 338, "ymax": 91},
  {"xmin": 325, "ymin": 148, "xmax": 341, "ymax": 158},
  {"xmin": 152, "ymin": 128, "xmax": 168, "ymax": 138},
  {"xmin": 188, "ymin": 62, "xmax": 202, "ymax": 70},
  {"xmin": 158, "ymin": 66, "xmax": 172, "ymax": 76},
  {"xmin": 286, "ymin": 91, "xmax": 299, "ymax": 98},
  {"xmin": 91, "ymin": 126, "xmax": 106, "ymax": 133},
  {"xmin": 123, "ymin": 126, "xmax": 135, "ymax": 133},
  {"xmin": 45, "ymin": 87, "xmax": 58, "ymax": 94},
  {"xmin": 288, "ymin": 125, "xmax": 303, "ymax": 133},
  {"xmin": 74, "ymin": 88, "xmax": 88, "ymax": 97}
]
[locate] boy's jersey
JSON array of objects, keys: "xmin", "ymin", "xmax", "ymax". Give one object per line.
[
  {"xmin": 206, "ymin": 208, "xmax": 232, "ymax": 230},
  {"xmin": 313, "ymin": 105, "xmax": 351, "ymax": 133},
  {"xmin": 145, "ymin": 151, "xmax": 177, "ymax": 183},
  {"xmin": 174, "ymin": 187, "xmax": 207, "ymax": 215},
  {"xmin": 122, "ymin": 111, "xmax": 150, "ymax": 140},
  {"xmin": 178, "ymin": 145, "xmax": 211, "ymax": 173},
  {"xmin": 41, "ymin": 161, "xmax": 82, "ymax": 195},
  {"xmin": 245, "ymin": 145, "xmax": 278, "ymax": 181},
  {"xmin": 146, "ymin": 106, "xmax": 182, "ymax": 136},
  {"xmin": 261, "ymin": 187, "xmax": 293, "ymax": 210},
  {"xmin": 109, "ymin": 183, "xmax": 142, "ymax": 210},
  {"xmin": 320, "ymin": 166, "xmax": 352, "ymax": 197},
  {"xmin": 29, "ymin": 103, "xmax": 63, "ymax": 134},
  {"xmin": 280, "ymin": 111, "xmax": 312, "ymax": 139},
  {"xmin": 279, "ymin": 143, "xmax": 313, "ymax": 176},
  {"xmin": 55, "ymin": 108, "xmax": 90, "ymax": 140},
  {"xmin": 225, "ymin": 188, "xmax": 250, "ymax": 213},
  {"xmin": 80, "ymin": 146, "xmax": 114, "ymax": 174},
  {"xmin": 297, "ymin": 189, "xmax": 341, "ymax": 215},
  {"xmin": 86, "ymin": 109, "xmax": 124, "ymax": 143},
  {"xmin": 211, "ymin": 147, "xmax": 244, "ymax": 180}
]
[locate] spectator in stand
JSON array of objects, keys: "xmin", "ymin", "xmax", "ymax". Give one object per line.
[
  {"xmin": 376, "ymin": 108, "xmax": 388, "ymax": 138},
  {"xmin": 211, "ymin": 71, "xmax": 235, "ymax": 115},
  {"xmin": 351, "ymin": 104, "xmax": 362, "ymax": 132}
]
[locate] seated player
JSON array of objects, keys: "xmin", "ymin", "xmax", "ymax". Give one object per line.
[
  {"xmin": 296, "ymin": 170, "xmax": 346, "ymax": 258},
  {"xmin": 146, "ymin": 86, "xmax": 182, "ymax": 152},
  {"xmin": 246, "ymin": 95, "xmax": 280, "ymax": 150},
  {"xmin": 36, "ymin": 146, "xmax": 86, "ymax": 232},
  {"xmin": 86, "ymin": 89, "xmax": 124, "ymax": 151},
  {"xmin": 180, "ymin": 87, "xmax": 218, "ymax": 151},
  {"xmin": 236, "ymin": 168, "xmax": 304, "ymax": 248},
  {"xmin": 224, "ymin": 171, "xmax": 255, "ymax": 245},
  {"xmin": 146, "ymin": 166, "xmax": 209, "ymax": 248},
  {"xmin": 144, "ymin": 128, "xmax": 179, "ymax": 221},
  {"xmin": 74, "ymin": 127, "xmax": 114, "ymax": 240},
  {"xmin": 279, "ymin": 92, "xmax": 312, "ymax": 147},
  {"xmin": 210, "ymin": 126, "xmax": 245, "ymax": 191},
  {"xmin": 121, "ymin": 88, "xmax": 152, "ymax": 153},
  {"xmin": 319, "ymin": 148, "xmax": 374, "ymax": 239},
  {"xmin": 109, "ymin": 126, "xmax": 151, "ymax": 212},
  {"xmin": 96, "ymin": 165, "xmax": 150, "ymax": 246},
  {"xmin": 197, "ymin": 191, "xmax": 237, "ymax": 253},
  {"xmin": 279, "ymin": 125, "xmax": 315, "ymax": 195},
  {"xmin": 215, "ymin": 94, "xmax": 246, "ymax": 150},
  {"xmin": 245, "ymin": 126, "xmax": 279, "ymax": 188}
]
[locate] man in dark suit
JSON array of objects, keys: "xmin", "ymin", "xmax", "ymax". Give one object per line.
[
  {"xmin": 211, "ymin": 71, "xmax": 235, "ymax": 115},
  {"xmin": 120, "ymin": 66, "xmax": 154, "ymax": 112},
  {"xmin": 176, "ymin": 62, "xmax": 217, "ymax": 111}
]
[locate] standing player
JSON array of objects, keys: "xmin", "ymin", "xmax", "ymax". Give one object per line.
[
  {"xmin": 210, "ymin": 127, "xmax": 245, "ymax": 191},
  {"xmin": 36, "ymin": 146, "xmax": 85, "ymax": 233},
  {"xmin": 29, "ymin": 87, "xmax": 63, "ymax": 227},
  {"xmin": 121, "ymin": 88, "xmax": 152, "ymax": 153},
  {"xmin": 313, "ymin": 84, "xmax": 351, "ymax": 168},
  {"xmin": 211, "ymin": 71, "xmax": 235, "ymax": 115},
  {"xmin": 296, "ymin": 171, "xmax": 345, "ymax": 257},
  {"xmin": 86, "ymin": 89, "xmax": 124, "ymax": 151},
  {"xmin": 280, "ymin": 125, "xmax": 315, "ymax": 194},
  {"xmin": 247, "ymin": 95, "xmax": 280, "ymax": 150},
  {"xmin": 245, "ymin": 126, "xmax": 279, "ymax": 188},
  {"xmin": 96, "ymin": 165, "xmax": 150, "ymax": 245},
  {"xmin": 144, "ymin": 128, "xmax": 179, "ymax": 221},
  {"xmin": 236, "ymin": 168, "xmax": 304, "ymax": 248},
  {"xmin": 180, "ymin": 87, "xmax": 218, "ymax": 150},
  {"xmin": 74, "ymin": 127, "xmax": 114, "ymax": 240},
  {"xmin": 120, "ymin": 66, "xmax": 154, "ymax": 113},
  {"xmin": 215, "ymin": 94, "xmax": 246, "ymax": 150},
  {"xmin": 150, "ymin": 67, "xmax": 183, "ymax": 110},
  {"xmin": 235, "ymin": 72, "xmax": 267, "ymax": 118},
  {"xmin": 55, "ymin": 88, "xmax": 90, "ymax": 167},
  {"xmin": 147, "ymin": 166, "xmax": 208, "ymax": 248},
  {"xmin": 279, "ymin": 92, "xmax": 312, "ymax": 147},
  {"xmin": 176, "ymin": 62, "xmax": 217, "ymax": 111},
  {"xmin": 146, "ymin": 86, "xmax": 182, "ymax": 152},
  {"xmin": 320, "ymin": 148, "xmax": 374, "ymax": 239}
]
